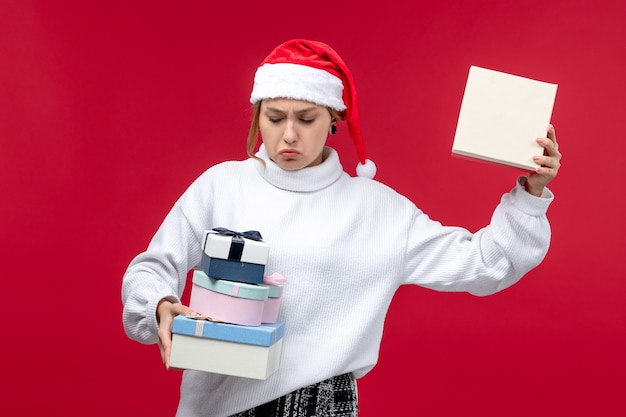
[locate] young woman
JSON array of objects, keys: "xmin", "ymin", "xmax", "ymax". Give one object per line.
[{"xmin": 122, "ymin": 39, "xmax": 561, "ymax": 417}]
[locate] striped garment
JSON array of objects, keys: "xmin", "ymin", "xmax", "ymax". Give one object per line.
[{"xmin": 229, "ymin": 374, "xmax": 358, "ymax": 417}]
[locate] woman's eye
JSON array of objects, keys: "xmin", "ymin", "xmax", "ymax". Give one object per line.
[
  {"xmin": 300, "ymin": 119, "xmax": 315, "ymax": 124},
  {"xmin": 268, "ymin": 118, "xmax": 283, "ymax": 123}
]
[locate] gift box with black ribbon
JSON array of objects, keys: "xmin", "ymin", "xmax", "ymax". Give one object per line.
[{"xmin": 200, "ymin": 227, "xmax": 269, "ymax": 284}]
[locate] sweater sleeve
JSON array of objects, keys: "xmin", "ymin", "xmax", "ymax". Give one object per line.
[
  {"xmin": 120, "ymin": 166, "xmax": 216, "ymax": 344},
  {"xmin": 402, "ymin": 178, "xmax": 553, "ymax": 296},
  {"xmin": 121, "ymin": 202, "xmax": 203, "ymax": 344}
]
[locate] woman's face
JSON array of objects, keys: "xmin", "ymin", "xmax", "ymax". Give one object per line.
[{"xmin": 259, "ymin": 98, "xmax": 332, "ymax": 171}]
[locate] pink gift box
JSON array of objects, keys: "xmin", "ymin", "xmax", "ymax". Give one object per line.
[
  {"xmin": 261, "ymin": 296, "xmax": 280, "ymax": 324},
  {"xmin": 260, "ymin": 273, "xmax": 286, "ymax": 324},
  {"xmin": 189, "ymin": 270, "xmax": 269, "ymax": 326}
]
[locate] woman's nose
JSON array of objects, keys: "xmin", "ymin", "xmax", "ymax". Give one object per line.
[{"xmin": 282, "ymin": 121, "xmax": 297, "ymax": 144}]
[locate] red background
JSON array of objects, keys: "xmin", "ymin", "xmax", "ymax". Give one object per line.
[{"xmin": 2, "ymin": 1, "xmax": 625, "ymax": 416}]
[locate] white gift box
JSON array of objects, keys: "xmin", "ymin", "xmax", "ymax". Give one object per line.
[
  {"xmin": 202, "ymin": 229, "xmax": 270, "ymax": 284},
  {"xmin": 170, "ymin": 316, "xmax": 285, "ymax": 380},
  {"xmin": 203, "ymin": 229, "xmax": 269, "ymax": 265}
]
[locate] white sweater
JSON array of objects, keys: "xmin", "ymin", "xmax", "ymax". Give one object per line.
[{"xmin": 122, "ymin": 145, "xmax": 553, "ymax": 416}]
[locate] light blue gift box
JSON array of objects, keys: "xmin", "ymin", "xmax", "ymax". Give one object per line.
[{"xmin": 169, "ymin": 315, "xmax": 285, "ymax": 379}]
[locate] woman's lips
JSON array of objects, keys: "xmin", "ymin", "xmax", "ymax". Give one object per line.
[{"xmin": 279, "ymin": 149, "xmax": 299, "ymax": 158}]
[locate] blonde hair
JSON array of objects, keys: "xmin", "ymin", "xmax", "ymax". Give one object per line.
[{"xmin": 246, "ymin": 101, "xmax": 344, "ymax": 162}]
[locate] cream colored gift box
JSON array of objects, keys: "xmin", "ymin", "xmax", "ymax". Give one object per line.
[{"xmin": 170, "ymin": 315, "xmax": 285, "ymax": 380}]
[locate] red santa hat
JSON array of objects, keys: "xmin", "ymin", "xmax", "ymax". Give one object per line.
[{"xmin": 250, "ymin": 39, "xmax": 377, "ymax": 179}]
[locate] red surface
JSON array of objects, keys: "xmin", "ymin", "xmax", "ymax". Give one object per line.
[{"xmin": 2, "ymin": 1, "xmax": 625, "ymax": 416}]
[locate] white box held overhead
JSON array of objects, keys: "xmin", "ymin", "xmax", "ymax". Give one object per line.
[{"xmin": 452, "ymin": 66, "xmax": 558, "ymax": 171}]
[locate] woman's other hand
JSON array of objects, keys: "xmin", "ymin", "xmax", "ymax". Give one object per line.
[
  {"xmin": 156, "ymin": 299, "xmax": 194, "ymax": 370},
  {"xmin": 524, "ymin": 124, "xmax": 562, "ymax": 197}
]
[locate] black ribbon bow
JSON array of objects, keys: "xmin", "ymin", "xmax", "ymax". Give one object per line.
[
  {"xmin": 212, "ymin": 227, "xmax": 263, "ymax": 242},
  {"xmin": 212, "ymin": 227, "xmax": 263, "ymax": 262}
]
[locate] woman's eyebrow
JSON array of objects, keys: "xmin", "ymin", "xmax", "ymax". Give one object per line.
[
  {"xmin": 294, "ymin": 107, "xmax": 319, "ymax": 115},
  {"xmin": 264, "ymin": 106, "xmax": 319, "ymax": 115},
  {"xmin": 264, "ymin": 107, "xmax": 285, "ymax": 114}
]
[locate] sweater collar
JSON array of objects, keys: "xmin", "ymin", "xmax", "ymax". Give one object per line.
[{"xmin": 254, "ymin": 144, "xmax": 344, "ymax": 192}]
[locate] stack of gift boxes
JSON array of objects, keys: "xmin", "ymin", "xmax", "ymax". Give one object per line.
[{"xmin": 169, "ymin": 228, "xmax": 286, "ymax": 380}]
